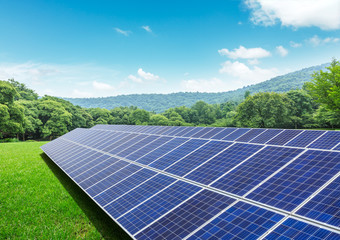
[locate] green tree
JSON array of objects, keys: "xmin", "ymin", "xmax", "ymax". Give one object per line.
[
  {"xmin": 149, "ymin": 114, "xmax": 169, "ymax": 126},
  {"xmin": 7, "ymin": 79, "xmax": 38, "ymax": 101},
  {"xmin": 130, "ymin": 109, "xmax": 150, "ymax": 125},
  {"xmin": 234, "ymin": 92, "xmax": 292, "ymax": 128},
  {"xmin": 305, "ymin": 59, "xmax": 340, "ymax": 111},
  {"xmin": 37, "ymin": 100, "xmax": 72, "ymax": 140},
  {"xmin": 191, "ymin": 101, "xmax": 216, "ymax": 125}
]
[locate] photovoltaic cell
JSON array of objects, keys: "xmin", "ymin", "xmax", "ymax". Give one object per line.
[
  {"xmin": 285, "ymin": 130, "xmax": 325, "ymax": 147},
  {"xmin": 264, "ymin": 218, "xmax": 340, "ymax": 240},
  {"xmin": 104, "ymin": 174, "xmax": 176, "ymax": 218},
  {"xmin": 164, "ymin": 141, "xmax": 232, "ymax": 177},
  {"xmin": 85, "ymin": 164, "xmax": 141, "ymax": 196},
  {"xmin": 180, "ymin": 127, "xmax": 204, "ymax": 137},
  {"xmin": 94, "ymin": 168, "xmax": 157, "ymax": 206},
  {"xmin": 250, "ymin": 129, "xmax": 283, "ymax": 144},
  {"xmin": 116, "ymin": 135, "xmax": 159, "ymax": 157},
  {"xmin": 190, "ymin": 127, "xmax": 214, "ymax": 138},
  {"xmin": 68, "ymin": 154, "xmax": 111, "ymax": 177},
  {"xmin": 222, "ymin": 128, "xmax": 250, "ymax": 141},
  {"xmin": 235, "ymin": 128, "xmax": 266, "ymax": 142},
  {"xmin": 188, "ymin": 201, "xmax": 284, "ymax": 240},
  {"xmin": 211, "ymin": 146, "xmax": 304, "ymax": 196},
  {"xmin": 149, "ymin": 138, "xmax": 208, "ymax": 170},
  {"xmin": 125, "ymin": 136, "xmax": 173, "ymax": 161},
  {"xmin": 136, "ymin": 137, "xmax": 188, "ymax": 165},
  {"xmin": 135, "ymin": 190, "xmax": 235, "ymax": 240},
  {"xmin": 185, "ymin": 143, "xmax": 263, "ymax": 185},
  {"xmin": 246, "ymin": 150, "xmax": 340, "ymax": 211},
  {"xmin": 210, "ymin": 128, "xmax": 237, "ymax": 140},
  {"xmin": 78, "ymin": 160, "xmax": 130, "ymax": 189},
  {"xmin": 200, "ymin": 127, "xmax": 224, "ymax": 139},
  {"xmin": 307, "ymin": 131, "xmax": 340, "ymax": 150},
  {"xmin": 296, "ymin": 175, "xmax": 340, "ymax": 227},
  {"xmin": 117, "ymin": 181, "xmax": 202, "ymax": 235},
  {"xmin": 266, "ymin": 129, "xmax": 303, "ymax": 146},
  {"xmin": 108, "ymin": 134, "xmax": 148, "ymax": 155}
]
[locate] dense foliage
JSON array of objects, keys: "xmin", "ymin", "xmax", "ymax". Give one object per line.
[
  {"xmin": 0, "ymin": 61, "xmax": 339, "ymax": 140},
  {"xmin": 64, "ymin": 64, "xmax": 328, "ymax": 113}
]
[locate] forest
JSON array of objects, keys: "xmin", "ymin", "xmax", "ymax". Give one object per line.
[
  {"xmin": 0, "ymin": 60, "xmax": 339, "ymax": 141},
  {"xmin": 64, "ymin": 63, "xmax": 328, "ymax": 112}
]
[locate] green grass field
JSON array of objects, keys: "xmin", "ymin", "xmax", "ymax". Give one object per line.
[{"xmin": 0, "ymin": 142, "xmax": 131, "ymax": 239}]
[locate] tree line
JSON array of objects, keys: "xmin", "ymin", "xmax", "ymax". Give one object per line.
[{"xmin": 0, "ymin": 59, "xmax": 339, "ymax": 141}]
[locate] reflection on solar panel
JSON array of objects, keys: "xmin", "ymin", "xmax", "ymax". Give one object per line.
[{"xmin": 41, "ymin": 125, "xmax": 340, "ymax": 239}]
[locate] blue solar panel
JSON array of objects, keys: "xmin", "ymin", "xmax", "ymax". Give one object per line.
[
  {"xmin": 296, "ymin": 175, "xmax": 340, "ymax": 227},
  {"xmin": 185, "ymin": 143, "xmax": 264, "ymax": 185},
  {"xmin": 85, "ymin": 164, "xmax": 141, "ymax": 196},
  {"xmin": 200, "ymin": 127, "xmax": 224, "ymax": 139},
  {"xmin": 125, "ymin": 136, "xmax": 173, "ymax": 161},
  {"xmin": 264, "ymin": 218, "xmax": 340, "ymax": 240},
  {"xmin": 104, "ymin": 174, "xmax": 176, "ymax": 218},
  {"xmin": 117, "ymin": 135, "xmax": 159, "ymax": 157},
  {"xmin": 108, "ymin": 134, "xmax": 148, "ymax": 155},
  {"xmin": 149, "ymin": 139, "xmax": 208, "ymax": 170},
  {"xmin": 266, "ymin": 129, "xmax": 303, "ymax": 145},
  {"xmin": 94, "ymin": 168, "xmax": 157, "ymax": 206},
  {"xmin": 250, "ymin": 129, "xmax": 283, "ymax": 144},
  {"xmin": 246, "ymin": 150, "xmax": 340, "ymax": 211},
  {"xmin": 180, "ymin": 127, "xmax": 204, "ymax": 137},
  {"xmin": 223, "ymin": 128, "xmax": 250, "ymax": 141},
  {"xmin": 212, "ymin": 146, "xmax": 304, "ymax": 196},
  {"xmin": 210, "ymin": 128, "xmax": 238, "ymax": 140},
  {"xmin": 235, "ymin": 128, "xmax": 266, "ymax": 142},
  {"xmin": 190, "ymin": 127, "xmax": 215, "ymax": 138},
  {"xmin": 307, "ymin": 131, "xmax": 340, "ymax": 150},
  {"xmin": 135, "ymin": 190, "xmax": 235, "ymax": 240},
  {"xmin": 188, "ymin": 201, "xmax": 284, "ymax": 240},
  {"xmin": 41, "ymin": 125, "xmax": 340, "ymax": 239},
  {"xmin": 117, "ymin": 180, "xmax": 201, "ymax": 235},
  {"xmin": 285, "ymin": 130, "xmax": 325, "ymax": 148},
  {"xmin": 136, "ymin": 137, "xmax": 188, "ymax": 165},
  {"xmin": 74, "ymin": 158, "xmax": 126, "ymax": 184},
  {"xmin": 164, "ymin": 141, "xmax": 232, "ymax": 177},
  {"xmin": 78, "ymin": 160, "xmax": 130, "ymax": 189}
]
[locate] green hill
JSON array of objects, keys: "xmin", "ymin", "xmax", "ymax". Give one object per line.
[{"xmin": 63, "ymin": 63, "xmax": 328, "ymax": 113}]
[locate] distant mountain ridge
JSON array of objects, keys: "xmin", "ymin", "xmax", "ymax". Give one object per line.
[{"xmin": 63, "ymin": 63, "xmax": 328, "ymax": 113}]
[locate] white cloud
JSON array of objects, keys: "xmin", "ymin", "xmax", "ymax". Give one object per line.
[
  {"xmin": 142, "ymin": 25, "xmax": 152, "ymax": 33},
  {"xmin": 137, "ymin": 68, "xmax": 159, "ymax": 81},
  {"xmin": 248, "ymin": 59, "xmax": 260, "ymax": 65},
  {"xmin": 219, "ymin": 60, "xmax": 279, "ymax": 85},
  {"xmin": 307, "ymin": 35, "xmax": 340, "ymax": 46},
  {"xmin": 72, "ymin": 89, "xmax": 94, "ymax": 98},
  {"xmin": 92, "ymin": 81, "xmax": 115, "ymax": 91},
  {"xmin": 218, "ymin": 46, "xmax": 271, "ymax": 60},
  {"xmin": 128, "ymin": 74, "xmax": 143, "ymax": 83},
  {"xmin": 114, "ymin": 27, "xmax": 131, "ymax": 36},
  {"xmin": 276, "ymin": 46, "xmax": 288, "ymax": 57},
  {"xmin": 290, "ymin": 41, "xmax": 302, "ymax": 48},
  {"xmin": 245, "ymin": 0, "xmax": 340, "ymax": 30},
  {"xmin": 0, "ymin": 62, "xmax": 120, "ymax": 97}
]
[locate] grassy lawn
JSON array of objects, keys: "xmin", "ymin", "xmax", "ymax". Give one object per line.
[{"xmin": 0, "ymin": 142, "xmax": 131, "ymax": 239}]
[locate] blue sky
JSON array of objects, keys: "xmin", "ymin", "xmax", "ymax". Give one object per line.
[{"xmin": 0, "ymin": 0, "xmax": 339, "ymax": 97}]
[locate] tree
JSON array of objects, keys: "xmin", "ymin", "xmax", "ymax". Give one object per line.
[
  {"xmin": 37, "ymin": 100, "xmax": 72, "ymax": 140},
  {"xmin": 130, "ymin": 109, "xmax": 150, "ymax": 125},
  {"xmin": 191, "ymin": 101, "xmax": 216, "ymax": 125},
  {"xmin": 305, "ymin": 59, "xmax": 340, "ymax": 111},
  {"xmin": 149, "ymin": 114, "xmax": 169, "ymax": 126},
  {"xmin": 286, "ymin": 89, "xmax": 314, "ymax": 128},
  {"xmin": 234, "ymin": 92, "xmax": 293, "ymax": 128},
  {"xmin": 7, "ymin": 79, "xmax": 38, "ymax": 101}
]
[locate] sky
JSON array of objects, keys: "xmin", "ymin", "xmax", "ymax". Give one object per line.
[{"xmin": 0, "ymin": 0, "xmax": 339, "ymax": 98}]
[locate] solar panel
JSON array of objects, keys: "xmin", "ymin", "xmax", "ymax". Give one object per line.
[
  {"xmin": 264, "ymin": 218, "xmax": 340, "ymax": 239},
  {"xmin": 41, "ymin": 125, "xmax": 340, "ymax": 239}
]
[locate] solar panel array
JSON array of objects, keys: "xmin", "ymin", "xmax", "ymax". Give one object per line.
[{"xmin": 41, "ymin": 124, "xmax": 340, "ymax": 239}]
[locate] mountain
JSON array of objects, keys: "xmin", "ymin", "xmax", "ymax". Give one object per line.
[{"xmin": 63, "ymin": 63, "xmax": 328, "ymax": 113}]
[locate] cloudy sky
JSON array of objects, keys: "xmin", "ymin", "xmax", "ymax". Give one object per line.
[{"xmin": 0, "ymin": 0, "xmax": 339, "ymax": 97}]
